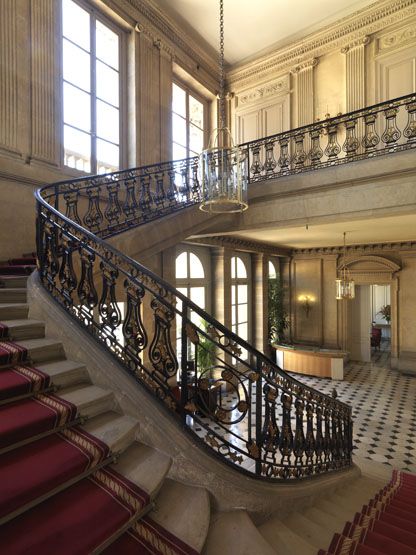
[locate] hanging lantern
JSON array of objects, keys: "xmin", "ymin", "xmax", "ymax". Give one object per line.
[
  {"xmin": 199, "ymin": 0, "xmax": 248, "ymax": 213},
  {"xmin": 336, "ymin": 232, "xmax": 355, "ymax": 300}
]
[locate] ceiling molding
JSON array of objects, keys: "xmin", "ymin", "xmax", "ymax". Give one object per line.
[
  {"xmin": 186, "ymin": 236, "xmax": 291, "ymax": 257},
  {"xmin": 227, "ymin": 0, "xmax": 416, "ymax": 90},
  {"xmin": 292, "ymin": 241, "xmax": 416, "ymax": 255}
]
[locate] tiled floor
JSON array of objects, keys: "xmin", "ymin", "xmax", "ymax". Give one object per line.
[{"xmin": 188, "ymin": 340, "xmax": 416, "ymax": 474}]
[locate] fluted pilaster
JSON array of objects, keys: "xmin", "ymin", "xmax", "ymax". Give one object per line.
[
  {"xmin": 292, "ymin": 58, "xmax": 318, "ymax": 126},
  {"xmin": 342, "ymin": 37, "xmax": 370, "ymax": 111}
]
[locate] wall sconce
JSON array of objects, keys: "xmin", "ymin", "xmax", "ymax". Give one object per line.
[{"xmin": 298, "ymin": 295, "xmax": 315, "ymax": 318}]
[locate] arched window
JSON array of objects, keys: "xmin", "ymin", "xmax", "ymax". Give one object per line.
[
  {"xmin": 268, "ymin": 260, "xmax": 277, "ymax": 279},
  {"xmin": 231, "ymin": 256, "xmax": 248, "ymax": 346}
]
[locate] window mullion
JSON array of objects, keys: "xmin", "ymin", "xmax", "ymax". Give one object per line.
[
  {"xmin": 90, "ymin": 14, "xmax": 97, "ymax": 173},
  {"xmin": 186, "ymin": 90, "xmax": 190, "ymax": 159}
]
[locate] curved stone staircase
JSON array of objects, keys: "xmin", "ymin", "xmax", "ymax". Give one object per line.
[{"xmin": 2, "ymin": 256, "xmax": 416, "ymax": 554}]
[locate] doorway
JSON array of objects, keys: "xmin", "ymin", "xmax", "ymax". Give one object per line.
[{"xmin": 347, "ymin": 284, "xmax": 391, "ymax": 362}]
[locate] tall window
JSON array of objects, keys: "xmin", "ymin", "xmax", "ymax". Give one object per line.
[
  {"xmin": 172, "ymin": 82, "xmax": 205, "ymax": 160},
  {"xmin": 62, "ymin": 0, "xmax": 121, "ymax": 174},
  {"xmin": 268, "ymin": 260, "xmax": 277, "ymax": 279},
  {"xmin": 231, "ymin": 256, "xmax": 248, "ymax": 348}
]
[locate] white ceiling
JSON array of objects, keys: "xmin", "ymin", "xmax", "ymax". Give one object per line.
[
  {"xmin": 153, "ymin": 0, "xmax": 378, "ymax": 65},
  {"xmin": 224, "ymin": 214, "xmax": 416, "ymax": 249}
]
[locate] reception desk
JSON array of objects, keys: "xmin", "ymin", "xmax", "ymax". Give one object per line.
[{"xmin": 273, "ymin": 344, "xmax": 348, "ymax": 380}]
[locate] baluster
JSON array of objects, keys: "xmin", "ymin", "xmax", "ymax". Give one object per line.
[
  {"xmin": 77, "ymin": 248, "xmax": 98, "ymax": 327},
  {"xmin": 123, "ymin": 280, "xmax": 147, "ymax": 367},
  {"xmin": 98, "ymin": 261, "xmax": 122, "ymax": 348},
  {"xmin": 362, "ymin": 112, "xmax": 380, "ymax": 153},
  {"xmin": 278, "ymin": 137, "xmax": 290, "ymax": 172},
  {"xmin": 83, "ymin": 187, "xmax": 103, "ymax": 232},
  {"xmin": 293, "ymin": 133, "xmax": 307, "ymax": 169},
  {"xmin": 58, "ymin": 235, "xmax": 78, "ymax": 308},
  {"xmin": 153, "ymin": 172, "xmax": 166, "ymax": 210},
  {"xmin": 122, "ymin": 178, "xmax": 138, "ymax": 221},
  {"xmin": 191, "ymin": 161, "xmax": 200, "ymax": 200},
  {"xmin": 293, "ymin": 395, "xmax": 306, "ymax": 473},
  {"xmin": 43, "ymin": 222, "xmax": 60, "ymax": 292},
  {"xmin": 324, "ymin": 123, "xmax": 341, "ymax": 161},
  {"xmin": 249, "ymin": 145, "xmax": 264, "ymax": 177},
  {"xmin": 381, "ymin": 106, "xmax": 401, "ymax": 148},
  {"xmin": 343, "ymin": 119, "xmax": 359, "ymax": 157},
  {"xmin": 331, "ymin": 405, "xmax": 340, "ymax": 465},
  {"xmin": 279, "ymin": 391, "xmax": 294, "ymax": 474},
  {"xmin": 149, "ymin": 296, "xmax": 178, "ymax": 381},
  {"xmin": 166, "ymin": 169, "xmax": 178, "ymax": 204},
  {"xmin": 139, "ymin": 175, "xmax": 153, "ymax": 216},
  {"xmin": 264, "ymin": 141, "xmax": 277, "ymax": 174},
  {"xmin": 323, "ymin": 402, "xmax": 332, "ymax": 468},
  {"xmin": 261, "ymin": 384, "xmax": 280, "ymax": 475},
  {"xmin": 64, "ymin": 191, "xmax": 81, "ymax": 225},
  {"xmin": 180, "ymin": 166, "xmax": 190, "ymax": 201},
  {"xmin": 304, "ymin": 393, "xmax": 315, "ymax": 473},
  {"xmin": 104, "ymin": 183, "xmax": 122, "ymax": 227},
  {"xmin": 315, "ymin": 404, "xmax": 324, "ymax": 470},
  {"xmin": 404, "ymin": 100, "xmax": 416, "ymax": 142},
  {"xmin": 309, "ymin": 127, "xmax": 323, "ymax": 165}
]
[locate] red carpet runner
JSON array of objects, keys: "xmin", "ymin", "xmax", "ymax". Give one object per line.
[
  {"xmin": 319, "ymin": 470, "xmax": 416, "ymax": 554},
  {"xmin": 0, "ymin": 341, "xmax": 28, "ymax": 365},
  {"xmin": 0, "ymin": 365, "xmax": 50, "ymax": 400}
]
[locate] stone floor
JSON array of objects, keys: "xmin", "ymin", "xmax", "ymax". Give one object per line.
[{"xmin": 189, "ymin": 339, "xmax": 416, "ymax": 474}]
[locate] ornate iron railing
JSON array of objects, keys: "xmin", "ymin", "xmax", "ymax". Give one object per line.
[
  {"xmin": 36, "ymin": 154, "xmax": 353, "ymax": 481},
  {"xmin": 243, "ymin": 93, "xmax": 416, "ymax": 183}
]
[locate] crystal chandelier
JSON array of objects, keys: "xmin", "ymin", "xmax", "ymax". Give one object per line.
[
  {"xmin": 199, "ymin": 0, "xmax": 248, "ymax": 213},
  {"xmin": 335, "ymin": 232, "xmax": 355, "ymax": 300}
]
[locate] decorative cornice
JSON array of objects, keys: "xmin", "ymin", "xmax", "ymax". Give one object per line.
[
  {"xmin": 186, "ymin": 236, "xmax": 290, "ymax": 257},
  {"xmin": 228, "ymin": 0, "xmax": 416, "ymax": 90},
  {"xmin": 293, "ymin": 241, "xmax": 416, "ymax": 255},
  {"xmin": 377, "ymin": 23, "xmax": 416, "ymax": 52},
  {"xmin": 291, "ymin": 57, "xmax": 319, "ymax": 74},
  {"xmin": 236, "ymin": 74, "xmax": 290, "ymax": 107},
  {"xmin": 341, "ymin": 35, "xmax": 371, "ymax": 54},
  {"xmin": 125, "ymin": 0, "xmax": 218, "ymax": 79},
  {"xmin": 342, "ymin": 255, "xmax": 401, "ymax": 272}
]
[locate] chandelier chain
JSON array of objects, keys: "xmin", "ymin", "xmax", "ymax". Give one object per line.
[{"xmin": 219, "ymin": 0, "xmax": 225, "ymax": 129}]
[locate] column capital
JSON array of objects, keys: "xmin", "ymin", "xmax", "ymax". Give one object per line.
[{"xmin": 341, "ymin": 35, "xmax": 371, "ymax": 54}]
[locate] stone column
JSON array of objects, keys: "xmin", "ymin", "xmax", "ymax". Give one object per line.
[
  {"xmin": 397, "ymin": 253, "xmax": 416, "ymax": 374},
  {"xmin": 292, "ymin": 58, "xmax": 319, "ymax": 126},
  {"xmin": 322, "ymin": 255, "xmax": 339, "ymax": 348},
  {"xmin": 252, "ymin": 253, "xmax": 268, "ymax": 355},
  {"xmin": 211, "ymin": 247, "xmax": 232, "ymax": 377},
  {"xmin": 280, "ymin": 257, "xmax": 292, "ymax": 343}
]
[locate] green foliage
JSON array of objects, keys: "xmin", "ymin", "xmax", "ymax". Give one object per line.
[
  {"xmin": 268, "ymin": 277, "xmax": 289, "ymax": 344},
  {"xmin": 196, "ymin": 320, "xmax": 216, "ymax": 373}
]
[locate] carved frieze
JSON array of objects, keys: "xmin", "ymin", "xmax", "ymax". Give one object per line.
[
  {"xmin": 236, "ymin": 75, "xmax": 290, "ymax": 106},
  {"xmin": 377, "ymin": 24, "xmax": 416, "ymax": 53}
]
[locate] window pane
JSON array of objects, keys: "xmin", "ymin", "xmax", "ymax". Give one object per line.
[
  {"xmin": 172, "ymin": 114, "xmax": 187, "ymax": 147},
  {"xmin": 96, "ymin": 61, "xmax": 119, "ymax": 107},
  {"xmin": 189, "ymin": 95, "xmax": 203, "ymax": 128},
  {"xmin": 238, "ymin": 322, "xmax": 248, "ymax": 341},
  {"xmin": 238, "ymin": 304, "xmax": 247, "ymax": 323},
  {"xmin": 96, "ymin": 100, "xmax": 119, "ymax": 144},
  {"xmin": 232, "ymin": 309, "xmax": 236, "ymax": 326},
  {"xmin": 64, "ymin": 125, "xmax": 91, "ymax": 172},
  {"xmin": 231, "ymin": 257, "xmax": 236, "ymax": 279},
  {"xmin": 189, "ymin": 253, "xmax": 204, "ymax": 279},
  {"xmin": 237, "ymin": 285, "xmax": 247, "ymax": 304},
  {"xmin": 231, "ymin": 286, "xmax": 235, "ymax": 305},
  {"xmin": 172, "ymin": 83, "xmax": 186, "ymax": 117},
  {"xmin": 173, "ymin": 142, "xmax": 187, "ymax": 161},
  {"xmin": 62, "ymin": 0, "xmax": 90, "ymax": 51},
  {"xmin": 176, "ymin": 288, "xmax": 187, "ymax": 313},
  {"xmin": 63, "ymin": 82, "xmax": 91, "ymax": 132},
  {"xmin": 176, "ymin": 252, "xmax": 187, "ymax": 279},
  {"xmin": 63, "ymin": 39, "xmax": 90, "ymax": 91},
  {"xmin": 236, "ymin": 257, "xmax": 247, "ymax": 278},
  {"xmin": 189, "ymin": 124, "xmax": 203, "ymax": 153},
  {"xmin": 190, "ymin": 287, "xmax": 205, "ymax": 309},
  {"xmin": 97, "ymin": 139, "xmax": 119, "ymax": 172},
  {"xmin": 268, "ymin": 261, "xmax": 277, "ymax": 279},
  {"xmin": 96, "ymin": 21, "xmax": 119, "ymax": 70}
]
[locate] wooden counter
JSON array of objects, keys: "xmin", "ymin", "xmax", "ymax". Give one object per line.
[{"xmin": 273, "ymin": 344, "xmax": 348, "ymax": 380}]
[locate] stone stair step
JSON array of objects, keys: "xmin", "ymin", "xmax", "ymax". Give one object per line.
[
  {"xmin": 284, "ymin": 511, "xmax": 333, "ymax": 550},
  {"xmin": 315, "ymin": 497, "xmax": 354, "ymax": 522},
  {"xmin": 0, "ymin": 288, "xmax": 27, "ymax": 303},
  {"xmin": 204, "ymin": 510, "xmax": 277, "ymax": 555},
  {"xmin": 58, "ymin": 384, "xmax": 115, "ymax": 418},
  {"xmin": 302, "ymin": 505, "xmax": 343, "ymax": 533},
  {"xmin": 0, "ymin": 319, "xmax": 45, "ymax": 341},
  {"xmin": 0, "ymin": 304, "xmax": 29, "ymax": 321},
  {"xmin": 82, "ymin": 412, "xmax": 139, "ymax": 454},
  {"xmin": 35, "ymin": 359, "xmax": 89, "ymax": 389},
  {"xmin": 149, "ymin": 478, "xmax": 210, "ymax": 553},
  {"xmin": 259, "ymin": 517, "xmax": 315, "ymax": 555},
  {"xmin": 0, "ymin": 276, "xmax": 28, "ymax": 288},
  {"xmin": 17, "ymin": 338, "xmax": 65, "ymax": 364},
  {"xmin": 110, "ymin": 442, "xmax": 171, "ymax": 499}
]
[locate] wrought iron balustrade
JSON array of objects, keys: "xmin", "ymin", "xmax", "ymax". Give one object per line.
[
  {"xmin": 36, "ymin": 155, "xmax": 353, "ymax": 480},
  {"xmin": 243, "ymin": 93, "xmax": 416, "ymax": 183}
]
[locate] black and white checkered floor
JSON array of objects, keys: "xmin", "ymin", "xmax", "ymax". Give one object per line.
[
  {"xmin": 291, "ymin": 341, "xmax": 416, "ymax": 473},
  {"xmin": 188, "ymin": 340, "xmax": 416, "ymax": 474}
]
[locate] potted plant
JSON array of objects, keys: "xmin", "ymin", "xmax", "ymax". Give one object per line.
[
  {"xmin": 268, "ymin": 276, "xmax": 289, "ymax": 345},
  {"xmin": 377, "ymin": 304, "xmax": 391, "ymax": 323}
]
